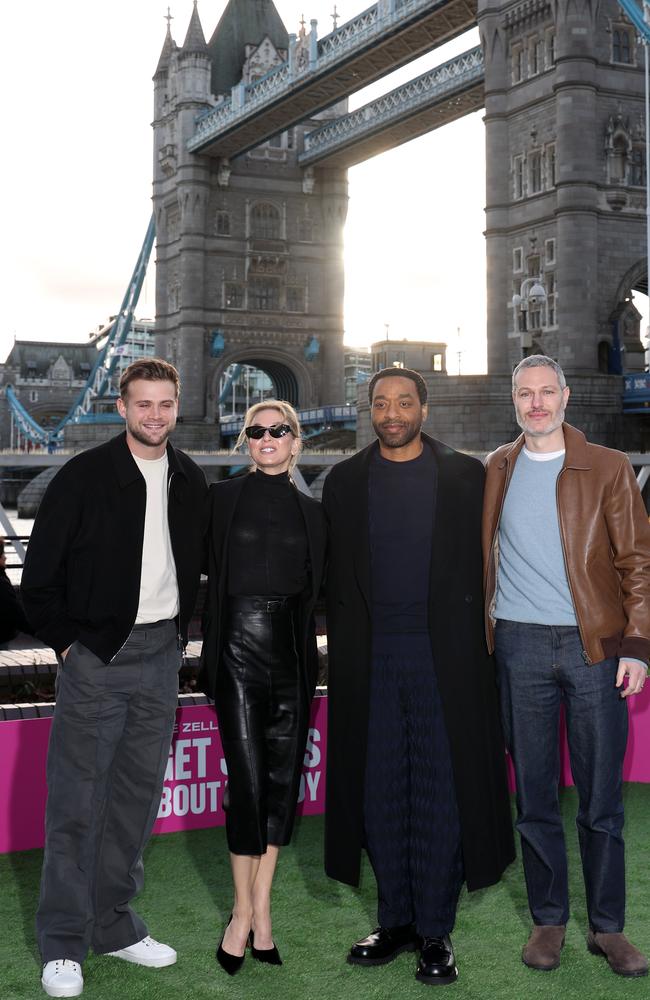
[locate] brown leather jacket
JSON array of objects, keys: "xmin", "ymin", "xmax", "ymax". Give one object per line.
[{"xmin": 482, "ymin": 423, "xmax": 650, "ymax": 666}]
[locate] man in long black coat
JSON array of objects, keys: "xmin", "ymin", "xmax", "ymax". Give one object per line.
[{"xmin": 323, "ymin": 368, "xmax": 514, "ymax": 987}]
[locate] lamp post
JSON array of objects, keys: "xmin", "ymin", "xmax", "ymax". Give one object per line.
[{"xmin": 510, "ymin": 277, "xmax": 547, "ymax": 357}]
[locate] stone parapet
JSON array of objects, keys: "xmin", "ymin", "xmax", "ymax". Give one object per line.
[{"xmin": 357, "ymin": 373, "xmax": 650, "ymax": 453}]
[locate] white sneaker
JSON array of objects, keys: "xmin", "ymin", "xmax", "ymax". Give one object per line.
[
  {"xmin": 106, "ymin": 935, "xmax": 177, "ymax": 968},
  {"xmin": 41, "ymin": 960, "xmax": 83, "ymax": 997}
]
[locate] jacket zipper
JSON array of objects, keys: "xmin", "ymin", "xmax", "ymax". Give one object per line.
[
  {"xmin": 556, "ymin": 467, "xmax": 592, "ymax": 665},
  {"xmin": 167, "ymin": 469, "xmax": 185, "ymax": 662},
  {"xmin": 487, "ymin": 462, "xmax": 511, "ymax": 642}
]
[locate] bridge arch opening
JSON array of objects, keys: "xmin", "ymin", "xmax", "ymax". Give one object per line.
[{"xmin": 214, "ymin": 357, "xmax": 302, "ymax": 421}]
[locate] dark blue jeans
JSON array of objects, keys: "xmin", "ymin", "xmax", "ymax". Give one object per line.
[{"xmin": 494, "ymin": 620, "xmax": 628, "ymax": 932}]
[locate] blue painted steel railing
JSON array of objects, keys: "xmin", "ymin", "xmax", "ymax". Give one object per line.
[
  {"xmin": 301, "ymin": 45, "xmax": 483, "ymax": 163},
  {"xmin": 188, "ymin": 0, "xmax": 463, "ymax": 153},
  {"xmin": 5, "ymin": 216, "xmax": 155, "ymax": 448},
  {"xmin": 617, "ymin": 0, "xmax": 650, "ymax": 42},
  {"xmin": 219, "ymin": 404, "xmax": 357, "ymax": 437}
]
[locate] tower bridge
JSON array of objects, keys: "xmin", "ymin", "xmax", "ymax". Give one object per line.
[
  {"xmin": 150, "ymin": 0, "xmax": 649, "ymax": 455},
  {"xmin": 299, "ymin": 45, "xmax": 484, "ymax": 169},
  {"xmin": 3, "ymin": 0, "xmax": 650, "ymax": 458},
  {"xmin": 188, "ymin": 0, "xmax": 478, "ymax": 159}
]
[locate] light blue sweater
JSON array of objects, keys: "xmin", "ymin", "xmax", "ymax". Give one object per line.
[{"xmin": 494, "ymin": 449, "xmax": 577, "ymax": 626}]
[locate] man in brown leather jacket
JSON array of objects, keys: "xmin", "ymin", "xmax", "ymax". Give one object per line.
[{"xmin": 482, "ymin": 354, "xmax": 650, "ymax": 979}]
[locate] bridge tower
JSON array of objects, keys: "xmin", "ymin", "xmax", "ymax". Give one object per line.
[
  {"xmin": 478, "ymin": 0, "xmax": 647, "ymax": 378},
  {"xmin": 152, "ymin": 0, "xmax": 347, "ymax": 442}
]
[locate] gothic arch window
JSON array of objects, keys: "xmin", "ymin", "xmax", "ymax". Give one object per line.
[
  {"xmin": 529, "ymin": 36, "xmax": 544, "ymax": 76},
  {"xmin": 545, "ymin": 29, "xmax": 555, "ymax": 68},
  {"xmin": 529, "ymin": 150, "xmax": 542, "ymax": 194},
  {"xmin": 214, "ymin": 210, "xmax": 230, "ymax": 236},
  {"xmin": 630, "ymin": 147, "xmax": 645, "ymax": 187},
  {"xmin": 249, "ymin": 278, "xmax": 280, "ymax": 310},
  {"xmin": 286, "ymin": 285, "xmax": 306, "ymax": 312},
  {"xmin": 612, "ymin": 27, "xmax": 634, "ymax": 65},
  {"xmin": 298, "ymin": 213, "xmax": 313, "ymax": 242},
  {"xmin": 224, "ymin": 282, "xmax": 243, "ymax": 308},
  {"xmin": 513, "ymin": 154, "xmax": 525, "ymax": 199},
  {"xmin": 250, "ymin": 202, "xmax": 281, "ymax": 240}
]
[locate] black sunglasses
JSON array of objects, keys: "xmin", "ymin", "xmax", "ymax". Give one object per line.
[{"xmin": 244, "ymin": 423, "xmax": 293, "ymax": 440}]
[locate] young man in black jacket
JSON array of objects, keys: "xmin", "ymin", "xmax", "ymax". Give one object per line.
[{"xmin": 22, "ymin": 359, "xmax": 207, "ymax": 998}]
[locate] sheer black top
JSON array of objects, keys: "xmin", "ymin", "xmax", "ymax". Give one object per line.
[{"xmin": 227, "ymin": 470, "xmax": 309, "ymax": 596}]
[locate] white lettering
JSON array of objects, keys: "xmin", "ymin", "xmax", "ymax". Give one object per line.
[
  {"xmin": 193, "ymin": 737, "xmax": 210, "ymax": 779},
  {"xmin": 174, "ymin": 740, "xmax": 192, "ymax": 780},
  {"xmin": 158, "ymin": 786, "xmax": 172, "ymax": 818},
  {"xmin": 190, "ymin": 784, "xmax": 205, "ymax": 814},
  {"xmin": 303, "ymin": 728, "xmax": 321, "ymax": 768},
  {"xmin": 306, "ymin": 771, "xmax": 321, "ymax": 800},
  {"xmin": 174, "ymin": 784, "xmax": 189, "ymax": 815}
]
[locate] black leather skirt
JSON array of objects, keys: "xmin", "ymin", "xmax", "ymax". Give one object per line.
[{"xmin": 214, "ymin": 596, "xmax": 307, "ymax": 855}]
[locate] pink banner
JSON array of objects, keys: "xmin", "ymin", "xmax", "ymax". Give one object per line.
[
  {"xmin": 1, "ymin": 689, "xmax": 648, "ymax": 855},
  {"xmin": 0, "ymin": 697, "xmax": 327, "ymax": 854}
]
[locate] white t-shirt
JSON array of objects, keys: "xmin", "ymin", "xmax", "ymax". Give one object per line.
[{"xmin": 132, "ymin": 452, "xmax": 179, "ymax": 624}]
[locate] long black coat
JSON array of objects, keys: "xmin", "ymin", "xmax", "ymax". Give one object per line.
[
  {"xmin": 200, "ymin": 474, "xmax": 327, "ymax": 703},
  {"xmin": 322, "ymin": 434, "xmax": 515, "ymax": 891}
]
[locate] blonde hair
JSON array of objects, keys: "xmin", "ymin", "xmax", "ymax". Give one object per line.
[{"xmin": 234, "ymin": 399, "xmax": 302, "ymax": 474}]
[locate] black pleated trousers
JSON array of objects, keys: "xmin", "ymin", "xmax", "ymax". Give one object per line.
[
  {"xmin": 215, "ymin": 596, "xmax": 305, "ymax": 855},
  {"xmin": 363, "ymin": 632, "xmax": 464, "ymax": 938}
]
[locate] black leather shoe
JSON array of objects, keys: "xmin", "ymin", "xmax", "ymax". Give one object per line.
[
  {"xmin": 248, "ymin": 931, "xmax": 283, "ymax": 966},
  {"xmin": 216, "ymin": 916, "xmax": 245, "ymax": 975},
  {"xmin": 416, "ymin": 935, "xmax": 458, "ymax": 986},
  {"xmin": 348, "ymin": 924, "xmax": 418, "ymax": 966}
]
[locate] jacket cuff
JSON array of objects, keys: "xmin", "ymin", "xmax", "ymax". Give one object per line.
[{"xmin": 619, "ymin": 636, "xmax": 650, "ymax": 667}]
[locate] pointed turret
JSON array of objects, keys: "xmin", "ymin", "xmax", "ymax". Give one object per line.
[
  {"xmin": 154, "ymin": 21, "xmax": 176, "ymax": 78},
  {"xmin": 182, "ymin": 1, "xmax": 208, "ymax": 55},
  {"xmin": 207, "ymin": 0, "xmax": 289, "ymax": 96}
]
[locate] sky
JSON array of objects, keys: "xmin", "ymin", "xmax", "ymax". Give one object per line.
[{"xmin": 2, "ymin": 1, "xmax": 487, "ymax": 372}]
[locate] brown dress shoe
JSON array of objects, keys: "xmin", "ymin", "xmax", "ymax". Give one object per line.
[
  {"xmin": 587, "ymin": 931, "xmax": 649, "ymax": 977},
  {"xmin": 522, "ymin": 925, "xmax": 566, "ymax": 971}
]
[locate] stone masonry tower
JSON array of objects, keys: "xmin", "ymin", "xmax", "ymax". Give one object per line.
[
  {"xmin": 478, "ymin": 0, "xmax": 647, "ymax": 378},
  {"xmin": 152, "ymin": 0, "xmax": 347, "ymax": 442}
]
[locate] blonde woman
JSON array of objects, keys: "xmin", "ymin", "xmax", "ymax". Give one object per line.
[{"xmin": 201, "ymin": 400, "xmax": 326, "ymax": 975}]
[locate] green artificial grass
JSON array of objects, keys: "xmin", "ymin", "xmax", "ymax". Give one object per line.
[{"xmin": 1, "ymin": 787, "xmax": 649, "ymax": 999}]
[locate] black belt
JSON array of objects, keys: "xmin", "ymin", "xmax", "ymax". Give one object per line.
[
  {"xmin": 228, "ymin": 596, "xmax": 299, "ymax": 613},
  {"xmin": 131, "ymin": 618, "xmax": 176, "ymax": 631}
]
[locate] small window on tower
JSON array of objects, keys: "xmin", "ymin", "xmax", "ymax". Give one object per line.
[
  {"xmin": 513, "ymin": 155, "xmax": 525, "ymax": 199},
  {"xmin": 612, "ymin": 26, "xmax": 634, "ymax": 65},
  {"xmin": 215, "ymin": 211, "xmax": 230, "ymax": 236}
]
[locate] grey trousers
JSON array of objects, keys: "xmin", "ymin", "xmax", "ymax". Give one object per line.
[{"xmin": 36, "ymin": 621, "xmax": 181, "ymax": 963}]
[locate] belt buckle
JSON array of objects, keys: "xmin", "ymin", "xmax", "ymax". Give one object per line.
[{"xmin": 266, "ymin": 599, "xmax": 281, "ymax": 612}]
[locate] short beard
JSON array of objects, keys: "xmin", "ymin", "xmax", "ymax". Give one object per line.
[
  {"xmin": 516, "ymin": 405, "xmax": 566, "ymax": 437},
  {"xmin": 126, "ymin": 423, "xmax": 171, "ymax": 449},
  {"xmin": 373, "ymin": 421, "xmax": 421, "ymax": 450}
]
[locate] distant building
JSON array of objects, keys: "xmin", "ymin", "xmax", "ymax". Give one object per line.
[
  {"xmin": 0, "ymin": 318, "xmax": 155, "ymax": 449},
  {"xmin": 370, "ymin": 339, "xmax": 447, "ymax": 375},
  {"xmin": 343, "ymin": 347, "xmax": 372, "ymax": 404}
]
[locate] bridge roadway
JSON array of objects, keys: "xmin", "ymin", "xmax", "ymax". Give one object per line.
[
  {"xmin": 188, "ymin": 0, "xmax": 477, "ymax": 160},
  {"xmin": 299, "ymin": 45, "xmax": 484, "ymax": 169}
]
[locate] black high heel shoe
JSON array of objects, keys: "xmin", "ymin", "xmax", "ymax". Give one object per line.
[
  {"xmin": 216, "ymin": 915, "xmax": 245, "ymax": 975},
  {"xmin": 248, "ymin": 930, "xmax": 283, "ymax": 966}
]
